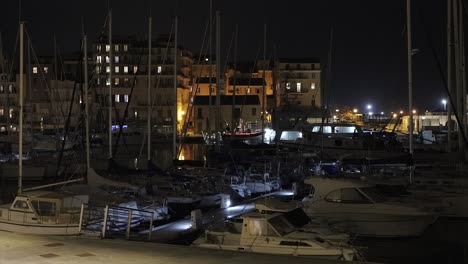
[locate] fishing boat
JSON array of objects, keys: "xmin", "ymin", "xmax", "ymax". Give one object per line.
[{"xmin": 0, "ymin": 191, "xmax": 87, "ymax": 235}]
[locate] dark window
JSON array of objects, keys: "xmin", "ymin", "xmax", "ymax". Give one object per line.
[
  {"xmin": 252, "ymin": 108, "xmax": 257, "ymax": 116},
  {"xmin": 279, "ymin": 241, "xmax": 311, "ymax": 247},
  {"xmin": 197, "ymin": 108, "xmax": 203, "ymax": 119}
]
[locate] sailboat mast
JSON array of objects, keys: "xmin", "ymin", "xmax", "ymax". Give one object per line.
[
  {"xmin": 215, "ymin": 10, "xmax": 220, "ymax": 147},
  {"xmin": 173, "ymin": 16, "xmax": 178, "ymax": 160},
  {"xmin": 208, "ymin": 0, "xmax": 212, "ymax": 135},
  {"xmin": 148, "ymin": 16, "xmax": 152, "ymax": 161},
  {"xmin": 18, "ymin": 22, "xmax": 24, "ymax": 194},
  {"xmin": 231, "ymin": 25, "xmax": 238, "ymax": 141},
  {"xmin": 108, "ymin": 10, "xmax": 113, "ymax": 159},
  {"xmin": 447, "ymin": 0, "xmax": 452, "ymax": 153},
  {"xmin": 406, "ymin": 0, "xmax": 414, "ymax": 167},
  {"xmin": 84, "ymin": 35, "xmax": 90, "ymax": 171},
  {"xmin": 262, "ymin": 24, "xmax": 266, "ymax": 143}
]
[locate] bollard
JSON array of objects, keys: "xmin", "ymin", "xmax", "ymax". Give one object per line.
[
  {"xmin": 126, "ymin": 209, "xmax": 132, "ymax": 240},
  {"xmin": 191, "ymin": 209, "xmax": 203, "ymax": 230}
]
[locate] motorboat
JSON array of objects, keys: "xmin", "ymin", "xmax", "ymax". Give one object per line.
[
  {"xmin": 0, "ymin": 191, "xmax": 87, "ymax": 235},
  {"xmin": 280, "ymin": 123, "xmax": 407, "ymax": 161},
  {"xmin": 302, "ymin": 177, "xmax": 437, "ymax": 237},
  {"xmin": 192, "ymin": 210, "xmax": 357, "ymax": 261}
]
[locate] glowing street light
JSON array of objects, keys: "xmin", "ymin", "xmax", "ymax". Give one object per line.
[
  {"xmin": 335, "ymin": 109, "xmax": 340, "ymax": 113},
  {"xmin": 369, "ymin": 111, "xmax": 373, "ymax": 115},
  {"xmin": 367, "ymin": 104, "xmax": 372, "ymax": 110},
  {"xmin": 412, "ymin": 109, "xmax": 417, "ymax": 114},
  {"xmin": 441, "ymin": 99, "xmax": 447, "ymax": 111},
  {"xmin": 353, "ymin": 108, "xmax": 358, "ymax": 113},
  {"xmin": 393, "ymin": 113, "xmax": 398, "ymax": 118},
  {"xmin": 380, "ymin": 112, "xmax": 384, "ymax": 115},
  {"xmin": 400, "ymin": 110, "xmax": 404, "ymax": 114}
]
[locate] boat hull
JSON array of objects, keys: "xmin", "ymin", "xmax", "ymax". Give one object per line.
[
  {"xmin": 308, "ymin": 211, "xmax": 436, "ymax": 237},
  {"xmin": 0, "ymin": 220, "xmax": 80, "ymax": 235}
]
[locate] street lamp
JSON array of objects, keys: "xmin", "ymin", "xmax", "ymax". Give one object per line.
[
  {"xmin": 367, "ymin": 104, "xmax": 372, "ymax": 110},
  {"xmin": 353, "ymin": 108, "xmax": 358, "ymax": 113},
  {"xmin": 441, "ymin": 99, "xmax": 447, "ymax": 111},
  {"xmin": 335, "ymin": 109, "xmax": 340, "ymax": 113},
  {"xmin": 380, "ymin": 112, "xmax": 384, "ymax": 115}
]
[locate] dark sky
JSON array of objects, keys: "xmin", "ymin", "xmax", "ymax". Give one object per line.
[{"xmin": 1, "ymin": 0, "xmax": 454, "ymax": 113}]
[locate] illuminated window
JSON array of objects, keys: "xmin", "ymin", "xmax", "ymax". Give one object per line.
[
  {"xmin": 115, "ymin": 78, "xmax": 120, "ymax": 86},
  {"xmin": 115, "ymin": 94, "xmax": 120, "ymax": 102},
  {"xmin": 133, "ymin": 66, "xmax": 138, "ymax": 73},
  {"xmin": 114, "ymin": 44, "xmax": 119, "ymax": 52},
  {"xmin": 97, "ymin": 45, "xmax": 101, "ymax": 52},
  {"xmin": 311, "ymin": 83, "xmax": 315, "ymax": 89},
  {"xmin": 105, "ymin": 56, "xmax": 110, "ymax": 63},
  {"xmin": 123, "ymin": 66, "xmax": 128, "ymax": 73},
  {"xmin": 0, "ymin": 85, "xmax": 3, "ymax": 93},
  {"xmin": 157, "ymin": 66, "xmax": 162, "ymax": 74},
  {"xmin": 33, "ymin": 67, "xmax": 38, "ymax": 74},
  {"xmin": 124, "ymin": 78, "xmax": 130, "ymax": 86},
  {"xmin": 114, "ymin": 56, "xmax": 119, "ymax": 64},
  {"xmin": 106, "ymin": 66, "xmax": 110, "ymax": 73},
  {"xmin": 43, "ymin": 67, "xmax": 49, "ymax": 74},
  {"xmin": 105, "ymin": 45, "xmax": 110, "ymax": 52},
  {"xmin": 115, "ymin": 66, "xmax": 119, "ymax": 73},
  {"xmin": 106, "ymin": 78, "xmax": 110, "ymax": 86},
  {"xmin": 8, "ymin": 84, "xmax": 14, "ymax": 93},
  {"xmin": 297, "ymin": 82, "xmax": 301, "ymax": 92},
  {"xmin": 286, "ymin": 82, "xmax": 291, "ymax": 90},
  {"xmin": 0, "ymin": 108, "xmax": 3, "ymax": 115},
  {"xmin": 9, "ymin": 108, "xmax": 13, "ymax": 118},
  {"xmin": 96, "ymin": 78, "xmax": 101, "ymax": 85},
  {"xmin": 124, "ymin": 94, "xmax": 129, "ymax": 102},
  {"xmin": 247, "ymin": 88, "xmax": 251, "ymax": 94},
  {"xmin": 96, "ymin": 66, "xmax": 101, "ymax": 73},
  {"xmin": 123, "ymin": 44, "xmax": 128, "ymax": 52},
  {"xmin": 96, "ymin": 56, "xmax": 102, "ymax": 63}
]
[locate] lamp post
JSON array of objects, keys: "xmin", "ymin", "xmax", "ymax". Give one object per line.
[{"xmin": 441, "ymin": 99, "xmax": 447, "ymax": 111}]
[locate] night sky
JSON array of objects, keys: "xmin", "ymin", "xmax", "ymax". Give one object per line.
[{"xmin": 1, "ymin": 0, "xmax": 453, "ymax": 114}]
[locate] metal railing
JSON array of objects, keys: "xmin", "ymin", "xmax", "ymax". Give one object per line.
[{"xmin": 79, "ymin": 203, "xmax": 155, "ymax": 241}]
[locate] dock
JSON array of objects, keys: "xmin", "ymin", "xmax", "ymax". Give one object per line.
[{"xmin": 0, "ymin": 230, "xmax": 371, "ymax": 264}]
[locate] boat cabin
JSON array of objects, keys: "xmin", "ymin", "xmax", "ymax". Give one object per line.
[{"xmin": 0, "ymin": 191, "xmax": 87, "ymax": 225}]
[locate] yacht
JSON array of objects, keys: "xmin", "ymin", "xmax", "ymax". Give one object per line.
[
  {"xmin": 192, "ymin": 210, "xmax": 357, "ymax": 261},
  {"xmin": 302, "ymin": 177, "xmax": 437, "ymax": 237},
  {"xmin": 0, "ymin": 191, "xmax": 87, "ymax": 235}
]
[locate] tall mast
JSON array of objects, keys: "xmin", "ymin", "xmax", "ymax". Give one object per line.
[
  {"xmin": 147, "ymin": 16, "xmax": 152, "ymax": 162},
  {"xmin": 208, "ymin": 0, "xmax": 212, "ymax": 134},
  {"xmin": 173, "ymin": 16, "xmax": 178, "ymax": 160},
  {"xmin": 406, "ymin": 0, "xmax": 414, "ymax": 178},
  {"xmin": 447, "ymin": 0, "xmax": 452, "ymax": 153},
  {"xmin": 460, "ymin": 0, "xmax": 467, "ymax": 159},
  {"xmin": 215, "ymin": 10, "xmax": 221, "ymax": 148},
  {"xmin": 18, "ymin": 22, "xmax": 24, "ymax": 194},
  {"xmin": 108, "ymin": 10, "xmax": 113, "ymax": 159},
  {"xmin": 231, "ymin": 25, "xmax": 238, "ymax": 141},
  {"xmin": 262, "ymin": 24, "xmax": 266, "ymax": 143},
  {"xmin": 84, "ymin": 35, "xmax": 90, "ymax": 171},
  {"xmin": 453, "ymin": 0, "xmax": 464, "ymax": 157}
]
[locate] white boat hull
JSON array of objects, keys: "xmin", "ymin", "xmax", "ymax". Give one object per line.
[{"xmin": 0, "ymin": 220, "xmax": 80, "ymax": 235}]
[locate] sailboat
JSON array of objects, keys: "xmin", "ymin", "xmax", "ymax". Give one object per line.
[{"xmin": 0, "ymin": 23, "xmax": 87, "ymax": 236}]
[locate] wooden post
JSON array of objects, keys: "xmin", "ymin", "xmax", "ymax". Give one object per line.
[
  {"xmin": 102, "ymin": 205, "xmax": 109, "ymax": 238},
  {"xmin": 126, "ymin": 209, "xmax": 132, "ymax": 240}
]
